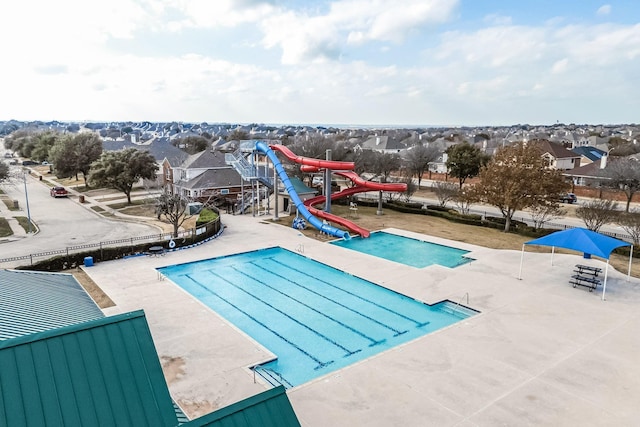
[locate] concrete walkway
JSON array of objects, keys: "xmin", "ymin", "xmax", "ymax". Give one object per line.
[{"xmin": 82, "ymin": 211, "xmax": 640, "ymax": 427}]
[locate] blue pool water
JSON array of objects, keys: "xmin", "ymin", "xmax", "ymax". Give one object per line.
[
  {"xmin": 158, "ymin": 247, "xmax": 476, "ymax": 388},
  {"xmin": 330, "ymin": 231, "xmax": 474, "ymax": 268}
]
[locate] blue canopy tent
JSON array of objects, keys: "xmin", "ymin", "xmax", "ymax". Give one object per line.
[{"xmin": 518, "ymin": 228, "xmax": 633, "ymax": 301}]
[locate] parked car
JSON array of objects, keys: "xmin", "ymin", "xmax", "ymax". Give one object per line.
[
  {"xmin": 560, "ymin": 193, "xmax": 577, "ymax": 204},
  {"xmin": 50, "ymin": 186, "xmax": 69, "ymax": 198},
  {"xmin": 22, "ymin": 160, "xmax": 38, "ymax": 166}
]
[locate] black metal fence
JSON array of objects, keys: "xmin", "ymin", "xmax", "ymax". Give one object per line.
[{"xmin": 0, "ymin": 217, "xmax": 223, "ymax": 270}]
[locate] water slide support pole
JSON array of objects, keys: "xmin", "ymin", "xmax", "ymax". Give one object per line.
[{"xmin": 324, "ymin": 149, "xmax": 332, "ymax": 213}]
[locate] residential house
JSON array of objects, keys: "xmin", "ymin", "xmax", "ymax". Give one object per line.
[
  {"xmin": 167, "ymin": 149, "xmax": 249, "ymax": 204},
  {"xmin": 534, "ymin": 140, "xmax": 582, "ymax": 170},
  {"xmin": 563, "ymin": 157, "xmax": 607, "ymax": 187},
  {"xmin": 359, "ymin": 135, "xmax": 408, "ymax": 154},
  {"xmin": 103, "ymin": 136, "xmax": 189, "ymax": 187}
]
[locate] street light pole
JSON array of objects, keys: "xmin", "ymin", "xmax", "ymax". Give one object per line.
[{"xmin": 23, "ymin": 169, "xmax": 32, "ymax": 233}]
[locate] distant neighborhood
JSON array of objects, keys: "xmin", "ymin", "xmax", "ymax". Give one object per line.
[{"xmin": 2, "ymin": 120, "xmax": 639, "ymax": 210}]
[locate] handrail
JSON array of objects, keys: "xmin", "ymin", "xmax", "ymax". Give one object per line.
[
  {"xmin": 253, "ymin": 365, "xmax": 293, "ymax": 388},
  {"xmin": 452, "ymin": 292, "xmax": 469, "ymax": 316}
]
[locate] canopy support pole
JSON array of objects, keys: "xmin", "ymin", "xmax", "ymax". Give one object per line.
[
  {"xmin": 601, "ymin": 260, "xmax": 610, "ymax": 301},
  {"xmin": 551, "ymin": 246, "xmax": 555, "ymax": 266},
  {"xmin": 628, "ymin": 245, "xmax": 634, "ymax": 282},
  {"xmin": 518, "ymin": 244, "xmax": 525, "ymax": 280}
]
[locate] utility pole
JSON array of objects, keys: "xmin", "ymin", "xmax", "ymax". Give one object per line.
[{"xmin": 23, "ymin": 169, "xmax": 32, "ymax": 233}]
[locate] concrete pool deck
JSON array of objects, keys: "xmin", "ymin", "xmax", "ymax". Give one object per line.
[{"xmin": 83, "ymin": 213, "xmax": 640, "ymax": 426}]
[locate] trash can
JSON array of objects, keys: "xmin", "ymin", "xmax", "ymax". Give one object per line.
[
  {"xmin": 84, "ymin": 256, "xmax": 94, "ymax": 267},
  {"xmin": 79, "ymin": 195, "xmax": 85, "ymax": 203}
]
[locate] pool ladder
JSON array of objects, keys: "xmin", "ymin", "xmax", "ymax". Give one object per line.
[
  {"xmin": 296, "ymin": 244, "xmax": 304, "ymax": 254},
  {"xmin": 253, "ymin": 366, "xmax": 293, "ymax": 389},
  {"xmin": 452, "ymin": 292, "xmax": 469, "ymax": 316}
]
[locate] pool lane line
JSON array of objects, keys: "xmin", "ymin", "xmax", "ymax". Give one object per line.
[
  {"xmin": 264, "ymin": 258, "xmax": 430, "ymax": 329},
  {"xmin": 251, "ymin": 261, "xmax": 408, "ymax": 338},
  {"xmin": 202, "ymin": 270, "xmax": 362, "ymax": 358},
  {"xmin": 235, "ymin": 264, "xmax": 385, "ymax": 347},
  {"xmin": 183, "ymin": 274, "xmax": 334, "ymax": 370}
]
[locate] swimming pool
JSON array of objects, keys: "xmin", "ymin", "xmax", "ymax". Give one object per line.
[
  {"xmin": 330, "ymin": 231, "xmax": 474, "ymax": 268},
  {"xmin": 158, "ymin": 247, "xmax": 476, "ymax": 388}
]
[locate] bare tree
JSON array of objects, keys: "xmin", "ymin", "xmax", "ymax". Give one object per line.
[
  {"xmin": 600, "ymin": 158, "xmax": 640, "ymax": 212},
  {"xmin": 397, "ymin": 170, "xmax": 417, "ymax": 203},
  {"xmin": 433, "ymin": 181, "xmax": 458, "ymax": 207},
  {"xmin": 575, "ymin": 199, "xmax": 619, "ymax": 232},
  {"xmin": 405, "ymin": 144, "xmax": 439, "ymax": 188},
  {"xmin": 155, "ymin": 191, "xmax": 193, "ymax": 237},
  {"xmin": 454, "ymin": 187, "xmax": 479, "ymax": 215},
  {"xmin": 618, "ymin": 210, "xmax": 640, "ymax": 245},
  {"xmin": 527, "ymin": 204, "xmax": 566, "ymax": 230}
]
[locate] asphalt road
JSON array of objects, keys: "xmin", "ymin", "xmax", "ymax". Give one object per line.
[{"xmin": 1, "ymin": 169, "xmax": 160, "ymax": 265}]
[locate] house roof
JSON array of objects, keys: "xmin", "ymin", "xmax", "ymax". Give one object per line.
[
  {"xmin": 180, "ymin": 150, "xmax": 228, "ymax": 169},
  {"xmin": 181, "ymin": 386, "xmax": 301, "ymax": 427},
  {"xmin": 102, "ymin": 137, "xmax": 189, "ymax": 166},
  {"xmin": 563, "ymin": 159, "xmax": 604, "ymax": 178},
  {"xmin": 0, "ymin": 310, "xmax": 179, "ymax": 427},
  {"xmin": 0, "ymin": 270, "xmax": 104, "ymax": 341},
  {"xmin": 535, "ymin": 140, "xmax": 581, "ymax": 159},
  {"xmin": 572, "ymin": 146, "xmax": 607, "ymax": 162},
  {"xmin": 177, "ymin": 168, "xmax": 248, "ymax": 190}
]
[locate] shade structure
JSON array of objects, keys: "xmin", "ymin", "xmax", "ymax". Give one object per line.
[{"xmin": 518, "ymin": 228, "xmax": 633, "ymax": 301}]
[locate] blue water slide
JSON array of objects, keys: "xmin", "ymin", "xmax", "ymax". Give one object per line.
[{"xmin": 255, "ymin": 141, "xmax": 350, "ymax": 240}]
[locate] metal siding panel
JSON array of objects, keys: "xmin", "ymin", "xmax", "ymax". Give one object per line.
[
  {"xmin": 85, "ymin": 325, "xmax": 132, "ymax": 426},
  {"xmin": 14, "ymin": 344, "xmax": 46, "ymax": 427},
  {"xmin": 71, "ymin": 327, "xmax": 118, "ymax": 426},
  {"xmin": 0, "ymin": 311, "xmax": 178, "ymax": 427},
  {"xmin": 47, "ymin": 337, "xmax": 87, "ymax": 427},
  {"xmin": 108, "ymin": 321, "xmax": 156, "ymax": 427},
  {"xmin": 129, "ymin": 317, "xmax": 179, "ymax": 426},
  {"xmin": 30, "ymin": 339, "xmax": 66, "ymax": 426},
  {"xmin": 0, "ymin": 349, "xmax": 27, "ymax": 426}
]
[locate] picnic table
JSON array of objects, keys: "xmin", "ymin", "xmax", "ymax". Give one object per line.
[
  {"xmin": 574, "ymin": 264, "xmax": 603, "ymax": 277},
  {"xmin": 148, "ymin": 246, "xmax": 165, "ymax": 256},
  {"xmin": 570, "ymin": 264, "xmax": 603, "ymax": 292}
]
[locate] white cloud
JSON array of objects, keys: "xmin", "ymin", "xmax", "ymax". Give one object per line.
[
  {"xmin": 483, "ymin": 14, "xmax": 512, "ymax": 26},
  {"xmin": 551, "ymin": 58, "xmax": 569, "ymax": 74},
  {"xmin": 597, "ymin": 4, "xmax": 612, "ymax": 16},
  {"xmin": 1, "ymin": 0, "xmax": 638, "ymax": 125},
  {"xmin": 260, "ymin": 0, "xmax": 459, "ymax": 64}
]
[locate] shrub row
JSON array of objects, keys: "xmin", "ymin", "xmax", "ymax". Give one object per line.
[{"xmin": 16, "ymin": 217, "xmax": 222, "ymax": 272}]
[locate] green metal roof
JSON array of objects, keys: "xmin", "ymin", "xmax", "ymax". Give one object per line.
[
  {"xmin": 0, "ymin": 269, "xmax": 105, "ymax": 340},
  {"xmin": 288, "ymin": 176, "xmax": 317, "ymax": 195},
  {"xmin": 181, "ymin": 386, "xmax": 301, "ymax": 427},
  {"xmin": 0, "ymin": 310, "xmax": 179, "ymax": 427}
]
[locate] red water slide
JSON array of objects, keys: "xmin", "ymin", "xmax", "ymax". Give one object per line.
[
  {"xmin": 270, "ymin": 145, "xmax": 355, "ymax": 171},
  {"xmin": 269, "ymin": 144, "xmax": 407, "ymax": 237}
]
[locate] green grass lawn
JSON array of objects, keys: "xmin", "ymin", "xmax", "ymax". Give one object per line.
[
  {"xmin": 15, "ymin": 216, "xmax": 35, "ymax": 233},
  {"xmin": 0, "ymin": 218, "xmax": 11, "ymax": 237}
]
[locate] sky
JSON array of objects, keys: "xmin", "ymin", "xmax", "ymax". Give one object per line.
[{"xmin": 1, "ymin": 0, "xmax": 639, "ymax": 127}]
